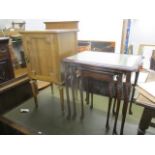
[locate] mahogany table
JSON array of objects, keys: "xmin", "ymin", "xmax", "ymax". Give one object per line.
[{"xmin": 63, "ymin": 51, "xmax": 142, "ymax": 134}]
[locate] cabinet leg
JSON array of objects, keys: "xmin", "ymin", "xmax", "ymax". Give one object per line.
[
  {"xmin": 30, "ymin": 80, "xmax": 38, "ymax": 108},
  {"xmin": 59, "ymin": 86, "xmax": 65, "ymax": 115},
  {"xmin": 50, "ymin": 83, "xmax": 54, "ymax": 95}
]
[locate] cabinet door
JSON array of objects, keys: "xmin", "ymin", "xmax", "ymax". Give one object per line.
[{"xmin": 23, "ymin": 34, "xmax": 58, "ymax": 82}]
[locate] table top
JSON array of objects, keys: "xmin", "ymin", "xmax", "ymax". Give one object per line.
[{"xmin": 63, "ymin": 51, "xmax": 143, "ymax": 72}]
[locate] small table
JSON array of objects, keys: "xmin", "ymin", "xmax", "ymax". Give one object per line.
[{"xmin": 63, "ymin": 51, "xmax": 142, "ymax": 134}]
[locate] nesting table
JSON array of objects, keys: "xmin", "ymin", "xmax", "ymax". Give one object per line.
[{"xmin": 63, "ymin": 51, "xmax": 142, "ymax": 134}]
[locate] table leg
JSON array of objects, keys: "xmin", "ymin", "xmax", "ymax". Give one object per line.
[
  {"xmin": 90, "ymin": 92, "xmax": 93, "ymax": 109},
  {"xmin": 113, "ymin": 77, "xmax": 122, "ymax": 134},
  {"xmin": 71, "ymin": 69, "xmax": 77, "ymax": 119},
  {"xmin": 120, "ymin": 73, "xmax": 131, "ymax": 135},
  {"xmin": 106, "ymin": 82, "xmax": 114, "ymax": 130},
  {"xmin": 65, "ymin": 65, "xmax": 71, "ymax": 120},
  {"xmin": 112, "ymin": 83, "xmax": 117, "ymax": 115},
  {"xmin": 129, "ymin": 71, "xmax": 139, "ymax": 114},
  {"xmin": 86, "ymin": 79, "xmax": 90, "ymax": 105},
  {"xmin": 79, "ymin": 76, "xmax": 84, "ymax": 120}
]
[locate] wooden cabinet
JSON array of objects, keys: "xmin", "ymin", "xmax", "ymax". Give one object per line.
[
  {"xmin": 44, "ymin": 21, "xmax": 79, "ymax": 30},
  {"xmin": 20, "ymin": 29, "xmax": 78, "ymax": 112},
  {"xmin": 21, "ymin": 30, "xmax": 78, "ymax": 84},
  {"xmin": 0, "ymin": 37, "xmax": 14, "ymax": 83}
]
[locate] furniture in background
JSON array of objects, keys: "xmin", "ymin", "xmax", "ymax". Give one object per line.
[
  {"xmin": 78, "ymin": 40, "xmax": 115, "ymax": 52},
  {"xmin": 134, "ymin": 65, "xmax": 155, "ymax": 134},
  {"xmin": 0, "ymin": 74, "xmax": 33, "ymax": 135},
  {"xmin": 20, "ymin": 28, "xmax": 78, "ymax": 114},
  {"xmin": 0, "ymin": 74, "xmax": 32, "ymax": 115},
  {"xmin": 63, "ymin": 51, "xmax": 142, "ymax": 134},
  {"xmin": 11, "ymin": 21, "xmax": 25, "ymax": 31},
  {"xmin": 11, "ymin": 35, "xmax": 26, "ymax": 68},
  {"xmin": 0, "ymin": 37, "xmax": 14, "ymax": 84},
  {"xmin": 135, "ymin": 80, "xmax": 155, "ymax": 134}
]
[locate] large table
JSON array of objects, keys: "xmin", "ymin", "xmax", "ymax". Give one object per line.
[{"xmin": 63, "ymin": 51, "xmax": 142, "ymax": 134}]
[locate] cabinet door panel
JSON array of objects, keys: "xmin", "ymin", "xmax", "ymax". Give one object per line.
[{"xmin": 24, "ymin": 35, "xmax": 57, "ymax": 82}]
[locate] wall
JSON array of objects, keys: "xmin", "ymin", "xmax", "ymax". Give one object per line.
[
  {"xmin": 129, "ymin": 19, "xmax": 155, "ymax": 54},
  {"xmin": 129, "ymin": 19, "xmax": 155, "ymax": 69}
]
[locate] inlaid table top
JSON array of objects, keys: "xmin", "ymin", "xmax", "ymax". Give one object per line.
[{"xmin": 64, "ymin": 51, "xmax": 143, "ymax": 72}]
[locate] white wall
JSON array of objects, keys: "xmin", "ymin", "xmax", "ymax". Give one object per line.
[
  {"xmin": 129, "ymin": 19, "xmax": 155, "ymax": 54},
  {"xmin": 129, "ymin": 19, "xmax": 155, "ymax": 69}
]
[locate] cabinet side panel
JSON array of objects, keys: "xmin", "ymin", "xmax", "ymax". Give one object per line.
[{"xmin": 56, "ymin": 32, "xmax": 78, "ymax": 81}]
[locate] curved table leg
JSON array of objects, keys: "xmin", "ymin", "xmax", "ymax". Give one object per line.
[
  {"xmin": 113, "ymin": 74, "xmax": 122, "ymax": 134},
  {"xmin": 65, "ymin": 64, "xmax": 71, "ymax": 120},
  {"xmin": 79, "ymin": 76, "xmax": 84, "ymax": 120},
  {"xmin": 120, "ymin": 72, "xmax": 131, "ymax": 135},
  {"xmin": 71, "ymin": 69, "xmax": 77, "ymax": 119}
]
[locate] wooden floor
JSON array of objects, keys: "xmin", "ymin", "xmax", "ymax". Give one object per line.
[{"xmin": 2, "ymin": 86, "xmax": 155, "ymax": 135}]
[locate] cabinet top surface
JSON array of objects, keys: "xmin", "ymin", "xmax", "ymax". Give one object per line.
[
  {"xmin": 44, "ymin": 21, "xmax": 79, "ymax": 23},
  {"xmin": 20, "ymin": 29, "xmax": 78, "ymax": 34},
  {"xmin": 63, "ymin": 51, "xmax": 143, "ymax": 72}
]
